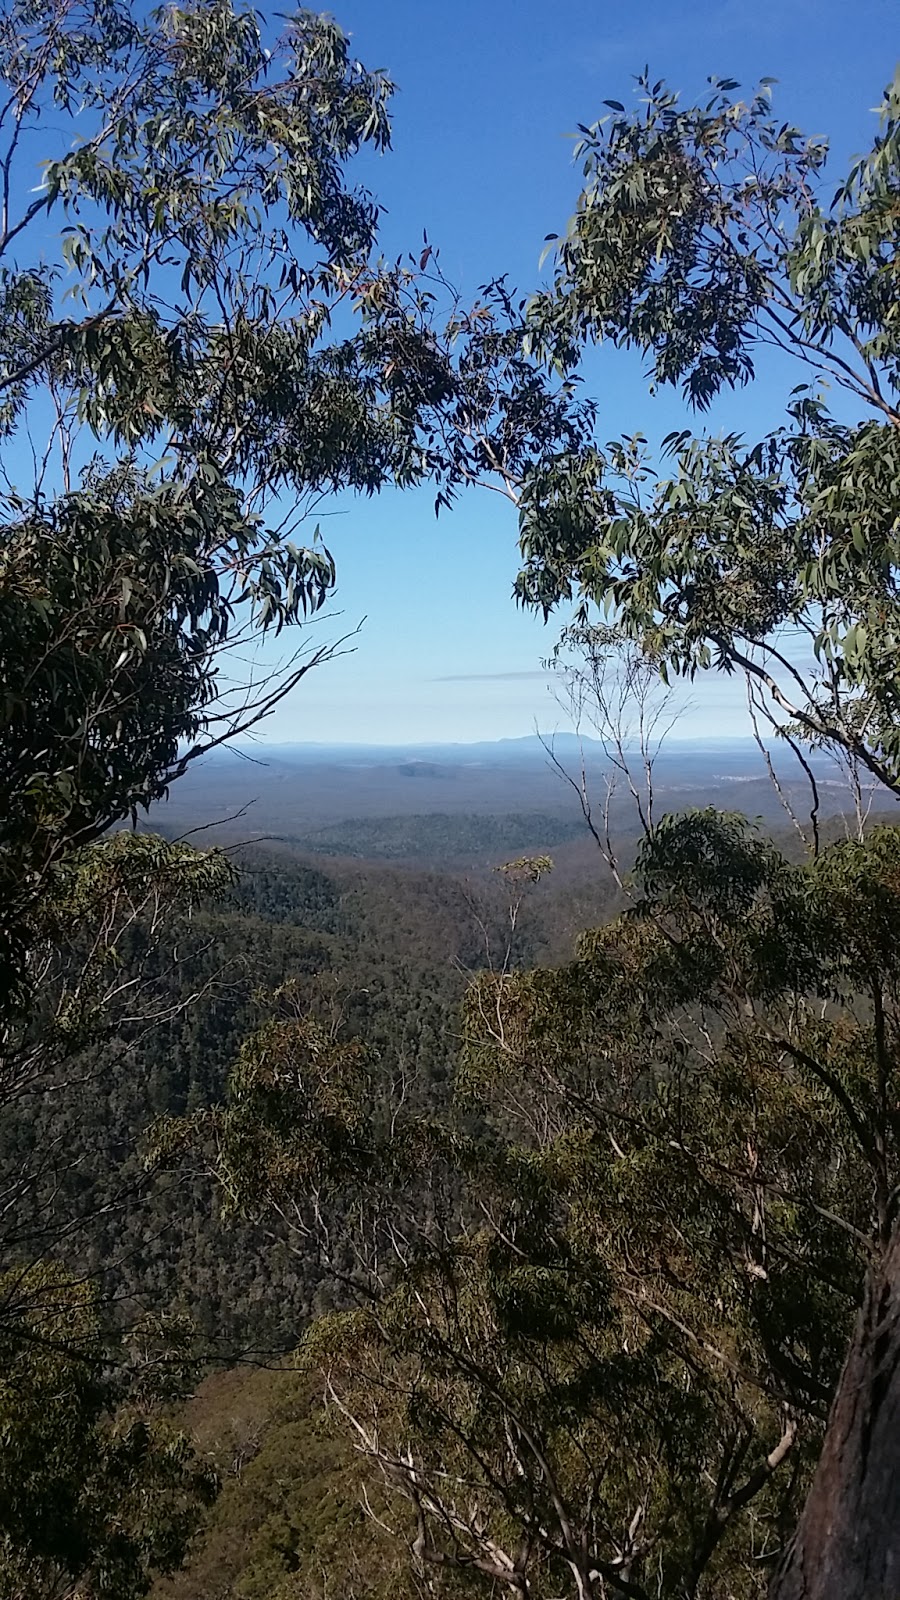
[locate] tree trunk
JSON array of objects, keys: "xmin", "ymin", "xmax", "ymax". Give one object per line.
[{"xmin": 771, "ymin": 1228, "xmax": 900, "ymax": 1599}]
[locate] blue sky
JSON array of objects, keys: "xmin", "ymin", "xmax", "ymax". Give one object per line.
[{"xmin": 253, "ymin": 0, "xmax": 897, "ymax": 746}]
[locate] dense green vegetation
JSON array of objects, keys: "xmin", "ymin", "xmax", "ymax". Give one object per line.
[
  {"xmin": 5, "ymin": 850, "xmax": 479, "ymax": 1346},
  {"xmin": 289, "ymin": 810, "xmax": 590, "ymax": 862},
  {"xmin": 5, "ymin": 835, "xmax": 615, "ymax": 1350},
  {"xmin": 149, "ymin": 1368, "xmax": 430, "ymax": 1600},
  {"xmin": 2, "ymin": 4, "xmax": 900, "ymax": 1598}
]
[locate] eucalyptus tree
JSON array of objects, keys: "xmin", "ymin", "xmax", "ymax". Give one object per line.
[
  {"xmin": 0, "ymin": 1261, "xmax": 217, "ymax": 1600},
  {"xmin": 518, "ymin": 71, "xmax": 900, "ymax": 807},
  {"xmin": 0, "ymin": 0, "xmax": 397, "ymax": 1009},
  {"xmin": 0, "ymin": 0, "xmax": 587, "ymax": 1348}
]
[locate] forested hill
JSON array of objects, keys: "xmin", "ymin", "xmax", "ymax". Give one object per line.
[
  {"xmin": 38, "ymin": 787, "xmax": 880, "ymax": 1362},
  {"xmin": 8, "ymin": 838, "xmax": 617, "ymax": 1354}
]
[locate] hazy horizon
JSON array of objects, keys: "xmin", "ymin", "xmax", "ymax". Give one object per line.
[{"xmin": 232, "ymin": 730, "xmax": 767, "ymax": 752}]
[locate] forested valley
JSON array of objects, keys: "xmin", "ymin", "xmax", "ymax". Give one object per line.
[
  {"xmin": 3, "ymin": 2, "xmax": 900, "ymax": 1598},
  {"xmin": 9, "ymin": 831, "xmax": 618, "ymax": 1354},
  {"xmin": 4, "ymin": 815, "xmax": 623, "ymax": 1598}
]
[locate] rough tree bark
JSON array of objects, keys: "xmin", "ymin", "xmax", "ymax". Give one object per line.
[{"xmin": 771, "ymin": 1228, "xmax": 900, "ymax": 1599}]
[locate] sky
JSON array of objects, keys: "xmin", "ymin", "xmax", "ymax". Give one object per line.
[{"xmin": 245, "ymin": 0, "xmax": 897, "ymax": 746}]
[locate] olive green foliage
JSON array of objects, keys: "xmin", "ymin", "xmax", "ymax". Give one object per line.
[
  {"xmin": 214, "ymin": 811, "xmax": 900, "ymax": 1598},
  {"xmin": 152, "ymin": 1365, "xmax": 485, "ymax": 1600},
  {"xmin": 3, "ymin": 833, "xmax": 587, "ymax": 1589},
  {"xmin": 0, "ymin": 831, "xmax": 232, "ymax": 1592},
  {"xmin": 0, "ymin": 830, "xmax": 232, "ymax": 1261},
  {"xmin": 0, "ymin": 1262, "xmax": 216, "ymax": 1600},
  {"xmin": 518, "ymin": 72, "xmax": 900, "ymax": 796},
  {"xmin": 10, "ymin": 32, "xmax": 900, "ymax": 1600},
  {"xmin": 189, "ymin": 70, "xmax": 900, "ymax": 1593},
  {"xmin": 9, "ymin": 839, "xmax": 572, "ymax": 1350},
  {"xmin": 292, "ymin": 811, "xmax": 588, "ymax": 864}
]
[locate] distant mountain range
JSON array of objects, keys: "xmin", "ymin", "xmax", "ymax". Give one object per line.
[
  {"xmin": 147, "ymin": 733, "xmax": 871, "ymax": 856},
  {"xmin": 243, "ymin": 733, "xmax": 607, "ymax": 762},
  {"xmin": 235, "ymin": 732, "xmax": 778, "ymax": 766}
]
